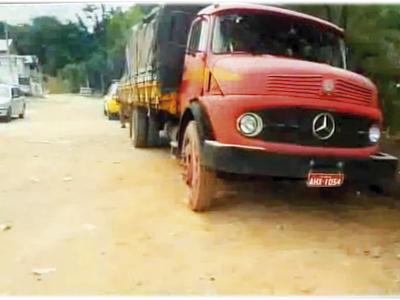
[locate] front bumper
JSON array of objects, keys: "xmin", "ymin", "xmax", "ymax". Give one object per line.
[
  {"xmin": 202, "ymin": 140, "xmax": 398, "ymax": 183},
  {"xmin": 0, "ymin": 107, "xmax": 9, "ymax": 117}
]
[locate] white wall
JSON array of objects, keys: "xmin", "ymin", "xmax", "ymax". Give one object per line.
[
  {"xmin": 0, "ymin": 55, "xmax": 43, "ymax": 96},
  {"xmin": 0, "ymin": 56, "xmax": 19, "ymax": 84}
]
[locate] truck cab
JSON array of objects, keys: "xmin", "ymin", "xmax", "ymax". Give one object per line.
[{"xmin": 177, "ymin": 4, "xmax": 398, "ymax": 211}]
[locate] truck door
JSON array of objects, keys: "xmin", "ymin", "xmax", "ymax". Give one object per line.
[{"xmin": 180, "ymin": 17, "xmax": 209, "ymax": 110}]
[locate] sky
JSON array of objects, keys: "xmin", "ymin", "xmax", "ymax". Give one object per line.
[{"xmin": 0, "ymin": 2, "xmax": 134, "ymax": 25}]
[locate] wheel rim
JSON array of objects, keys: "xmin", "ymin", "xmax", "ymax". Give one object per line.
[{"xmin": 182, "ymin": 134, "xmax": 200, "ymax": 207}]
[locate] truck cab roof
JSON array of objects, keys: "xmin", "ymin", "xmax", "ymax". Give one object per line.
[{"xmin": 198, "ymin": 3, "xmax": 344, "ymax": 35}]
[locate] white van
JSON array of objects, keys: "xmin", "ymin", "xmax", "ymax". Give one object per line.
[{"xmin": 0, "ymin": 84, "xmax": 26, "ymax": 122}]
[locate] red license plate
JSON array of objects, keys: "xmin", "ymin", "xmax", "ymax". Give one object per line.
[{"xmin": 306, "ymin": 172, "xmax": 344, "ymax": 188}]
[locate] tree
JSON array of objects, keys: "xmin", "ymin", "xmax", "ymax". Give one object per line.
[
  {"xmin": 104, "ymin": 5, "xmax": 145, "ymax": 82},
  {"xmin": 7, "ymin": 4, "xmax": 145, "ymax": 93},
  {"xmin": 59, "ymin": 63, "xmax": 86, "ymax": 93},
  {"xmin": 12, "ymin": 16, "xmax": 89, "ymax": 75}
]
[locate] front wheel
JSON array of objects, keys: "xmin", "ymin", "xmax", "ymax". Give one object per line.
[{"xmin": 181, "ymin": 121, "xmax": 216, "ymax": 212}]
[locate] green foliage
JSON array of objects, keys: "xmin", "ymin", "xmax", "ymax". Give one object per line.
[
  {"xmin": 59, "ymin": 63, "xmax": 86, "ymax": 93},
  {"xmin": 43, "ymin": 74, "xmax": 70, "ymax": 94},
  {"xmin": 6, "ymin": 4, "xmax": 145, "ymax": 93},
  {"xmin": 11, "ymin": 17, "xmax": 89, "ymax": 75},
  {"xmin": 105, "ymin": 6, "xmax": 144, "ymax": 79}
]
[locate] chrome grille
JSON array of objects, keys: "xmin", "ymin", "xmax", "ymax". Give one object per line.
[
  {"xmin": 333, "ymin": 79, "xmax": 372, "ymax": 106},
  {"xmin": 266, "ymin": 75, "xmax": 322, "ymax": 100},
  {"xmin": 265, "ymin": 75, "xmax": 373, "ymax": 106}
]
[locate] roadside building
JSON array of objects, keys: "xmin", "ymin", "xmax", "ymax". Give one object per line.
[
  {"xmin": 0, "ymin": 39, "xmax": 16, "ymax": 55},
  {"xmin": 0, "ymin": 39, "xmax": 43, "ymax": 96}
]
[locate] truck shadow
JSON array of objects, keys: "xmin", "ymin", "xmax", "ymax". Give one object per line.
[
  {"xmin": 195, "ymin": 177, "xmax": 400, "ymax": 274},
  {"xmin": 211, "ymin": 176, "xmax": 400, "ymax": 218}
]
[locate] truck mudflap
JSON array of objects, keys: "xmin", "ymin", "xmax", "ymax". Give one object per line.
[{"xmin": 201, "ymin": 140, "xmax": 398, "ymax": 186}]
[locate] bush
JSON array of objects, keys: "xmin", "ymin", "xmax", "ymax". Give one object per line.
[
  {"xmin": 43, "ymin": 75, "xmax": 70, "ymax": 94},
  {"xmin": 59, "ymin": 63, "xmax": 87, "ymax": 93}
]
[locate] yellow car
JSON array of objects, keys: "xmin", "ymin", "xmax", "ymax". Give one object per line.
[{"xmin": 103, "ymin": 82, "xmax": 120, "ymax": 120}]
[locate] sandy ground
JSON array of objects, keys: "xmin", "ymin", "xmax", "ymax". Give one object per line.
[{"xmin": 0, "ymin": 94, "xmax": 400, "ymax": 295}]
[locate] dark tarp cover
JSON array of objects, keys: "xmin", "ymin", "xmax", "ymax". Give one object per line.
[{"xmin": 124, "ymin": 4, "xmax": 207, "ymax": 94}]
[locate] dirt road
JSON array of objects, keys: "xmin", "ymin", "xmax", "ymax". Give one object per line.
[{"xmin": 1, "ymin": 94, "xmax": 400, "ymax": 295}]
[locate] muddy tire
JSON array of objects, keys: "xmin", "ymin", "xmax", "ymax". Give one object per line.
[
  {"xmin": 130, "ymin": 106, "xmax": 148, "ymax": 148},
  {"xmin": 181, "ymin": 121, "xmax": 216, "ymax": 212}
]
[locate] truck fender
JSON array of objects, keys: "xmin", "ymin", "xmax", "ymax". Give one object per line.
[{"xmin": 178, "ymin": 101, "xmax": 215, "ymax": 153}]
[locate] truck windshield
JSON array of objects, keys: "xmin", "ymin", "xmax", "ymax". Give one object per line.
[{"xmin": 212, "ymin": 12, "xmax": 346, "ymax": 68}]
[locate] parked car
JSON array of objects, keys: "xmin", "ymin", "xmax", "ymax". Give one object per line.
[
  {"xmin": 0, "ymin": 84, "xmax": 26, "ymax": 122},
  {"xmin": 103, "ymin": 82, "xmax": 120, "ymax": 120}
]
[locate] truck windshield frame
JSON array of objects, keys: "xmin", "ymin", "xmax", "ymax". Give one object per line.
[
  {"xmin": 187, "ymin": 17, "xmax": 209, "ymax": 53},
  {"xmin": 211, "ymin": 12, "xmax": 347, "ymax": 69}
]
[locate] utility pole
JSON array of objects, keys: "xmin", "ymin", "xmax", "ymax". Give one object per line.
[
  {"xmin": 4, "ymin": 20, "xmax": 13, "ymax": 83},
  {"xmin": 4, "ymin": 21, "xmax": 9, "ymax": 56}
]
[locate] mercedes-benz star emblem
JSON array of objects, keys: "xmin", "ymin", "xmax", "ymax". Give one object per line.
[{"xmin": 312, "ymin": 113, "xmax": 335, "ymax": 140}]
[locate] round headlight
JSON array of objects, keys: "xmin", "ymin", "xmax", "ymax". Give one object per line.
[
  {"xmin": 369, "ymin": 125, "xmax": 381, "ymax": 143},
  {"xmin": 237, "ymin": 113, "xmax": 263, "ymax": 137}
]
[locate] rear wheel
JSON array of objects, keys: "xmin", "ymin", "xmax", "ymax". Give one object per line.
[
  {"xmin": 130, "ymin": 106, "xmax": 148, "ymax": 148},
  {"xmin": 19, "ymin": 105, "xmax": 25, "ymax": 118},
  {"xmin": 181, "ymin": 121, "xmax": 216, "ymax": 212}
]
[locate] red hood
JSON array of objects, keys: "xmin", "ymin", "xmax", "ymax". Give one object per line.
[{"xmin": 210, "ymin": 55, "xmax": 377, "ymax": 107}]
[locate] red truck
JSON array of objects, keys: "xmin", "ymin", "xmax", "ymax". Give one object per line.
[{"xmin": 119, "ymin": 3, "xmax": 398, "ymax": 211}]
